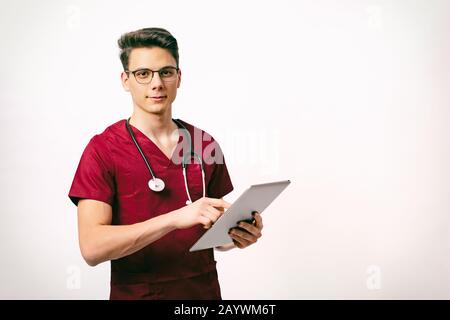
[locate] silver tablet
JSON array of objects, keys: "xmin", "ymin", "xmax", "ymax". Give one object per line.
[{"xmin": 189, "ymin": 180, "xmax": 291, "ymax": 252}]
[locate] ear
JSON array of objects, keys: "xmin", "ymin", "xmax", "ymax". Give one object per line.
[
  {"xmin": 177, "ymin": 69, "xmax": 182, "ymax": 89},
  {"xmin": 121, "ymin": 71, "xmax": 130, "ymax": 92}
]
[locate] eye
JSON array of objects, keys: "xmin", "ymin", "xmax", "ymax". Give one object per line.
[
  {"xmin": 135, "ymin": 70, "xmax": 150, "ymax": 78},
  {"xmin": 160, "ymin": 68, "xmax": 175, "ymax": 77}
]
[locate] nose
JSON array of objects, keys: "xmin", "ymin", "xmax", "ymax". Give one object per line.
[{"xmin": 149, "ymin": 72, "xmax": 164, "ymax": 90}]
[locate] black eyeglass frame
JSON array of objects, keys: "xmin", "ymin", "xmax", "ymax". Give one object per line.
[{"xmin": 125, "ymin": 66, "xmax": 180, "ymax": 84}]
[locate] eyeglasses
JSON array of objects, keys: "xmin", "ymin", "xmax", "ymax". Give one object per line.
[{"xmin": 126, "ymin": 66, "xmax": 179, "ymax": 84}]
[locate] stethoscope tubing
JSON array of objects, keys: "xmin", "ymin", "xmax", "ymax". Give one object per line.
[{"xmin": 126, "ymin": 117, "xmax": 206, "ymax": 203}]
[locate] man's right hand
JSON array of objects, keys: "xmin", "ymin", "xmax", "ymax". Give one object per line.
[{"xmin": 171, "ymin": 197, "xmax": 231, "ymax": 230}]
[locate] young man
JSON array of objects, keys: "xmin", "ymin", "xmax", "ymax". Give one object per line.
[{"xmin": 68, "ymin": 27, "xmax": 263, "ymax": 300}]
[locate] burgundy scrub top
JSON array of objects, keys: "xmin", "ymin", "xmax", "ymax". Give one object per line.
[{"xmin": 68, "ymin": 119, "xmax": 234, "ymax": 300}]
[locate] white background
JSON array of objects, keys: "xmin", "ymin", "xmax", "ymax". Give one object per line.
[{"xmin": 0, "ymin": 0, "xmax": 449, "ymax": 299}]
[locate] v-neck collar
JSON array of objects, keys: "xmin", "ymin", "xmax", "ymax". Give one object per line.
[{"xmin": 125, "ymin": 118, "xmax": 185, "ymax": 168}]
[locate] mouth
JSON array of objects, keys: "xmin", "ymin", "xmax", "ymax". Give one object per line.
[{"xmin": 147, "ymin": 95, "xmax": 167, "ymax": 102}]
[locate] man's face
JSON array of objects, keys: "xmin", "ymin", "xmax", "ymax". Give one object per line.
[{"xmin": 121, "ymin": 47, "xmax": 181, "ymax": 116}]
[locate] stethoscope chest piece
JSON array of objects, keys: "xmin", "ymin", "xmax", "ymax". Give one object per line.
[{"xmin": 148, "ymin": 178, "xmax": 165, "ymax": 192}]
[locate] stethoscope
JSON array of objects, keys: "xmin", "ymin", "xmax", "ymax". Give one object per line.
[{"xmin": 125, "ymin": 117, "xmax": 205, "ymax": 205}]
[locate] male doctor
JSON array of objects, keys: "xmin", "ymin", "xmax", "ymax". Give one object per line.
[{"xmin": 68, "ymin": 27, "xmax": 263, "ymax": 299}]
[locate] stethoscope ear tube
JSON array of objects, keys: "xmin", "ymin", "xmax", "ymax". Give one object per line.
[{"xmin": 182, "ymin": 151, "xmax": 206, "ymax": 205}]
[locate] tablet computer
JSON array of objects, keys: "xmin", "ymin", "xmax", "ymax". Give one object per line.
[{"xmin": 189, "ymin": 180, "xmax": 291, "ymax": 252}]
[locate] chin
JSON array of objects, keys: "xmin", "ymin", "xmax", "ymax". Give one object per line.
[{"xmin": 144, "ymin": 103, "xmax": 168, "ymax": 115}]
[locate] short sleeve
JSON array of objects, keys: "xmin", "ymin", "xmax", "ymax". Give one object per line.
[
  {"xmin": 207, "ymin": 140, "xmax": 234, "ymax": 199},
  {"xmin": 68, "ymin": 135, "xmax": 115, "ymax": 206}
]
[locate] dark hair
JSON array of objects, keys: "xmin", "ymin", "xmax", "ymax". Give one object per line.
[{"xmin": 118, "ymin": 27, "xmax": 179, "ymax": 71}]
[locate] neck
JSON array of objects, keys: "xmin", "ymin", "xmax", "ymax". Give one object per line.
[{"xmin": 129, "ymin": 107, "xmax": 177, "ymax": 139}]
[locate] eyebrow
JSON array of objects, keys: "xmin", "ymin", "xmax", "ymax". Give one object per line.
[{"xmin": 132, "ymin": 65, "xmax": 177, "ymax": 71}]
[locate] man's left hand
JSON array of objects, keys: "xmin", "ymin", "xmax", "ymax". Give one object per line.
[{"xmin": 228, "ymin": 212, "xmax": 263, "ymax": 249}]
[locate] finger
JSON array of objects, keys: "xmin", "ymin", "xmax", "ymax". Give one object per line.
[
  {"xmin": 204, "ymin": 197, "xmax": 231, "ymax": 209},
  {"xmin": 253, "ymin": 212, "xmax": 263, "ymax": 229},
  {"xmin": 201, "ymin": 209, "xmax": 219, "ymax": 225},
  {"xmin": 231, "ymin": 238, "xmax": 246, "ymax": 249},
  {"xmin": 205, "ymin": 206, "xmax": 222, "ymax": 223},
  {"xmin": 237, "ymin": 221, "xmax": 262, "ymax": 238},
  {"xmin": 230, "ymin": 233, "xmax": 252, "ymax": 249},
  {"xmin": 198, "ymin": 215, "xmax": 213, "ymax": 229},
  {"xmin": 229, "ymin": 227, "xmax": 257, "ymax": 243}
]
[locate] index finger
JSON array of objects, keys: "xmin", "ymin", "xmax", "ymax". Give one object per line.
[{"xmin": 204, "ymin": 197, "xmax": 231, "ymax": 209}]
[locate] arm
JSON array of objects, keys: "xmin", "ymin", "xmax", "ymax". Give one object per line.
[
  {"xmin": 77, "ymin": 199, "xmax": 176, "ymax": 266},
  {"xmin": 77, "ymin": 197, "xmax": 230, "ymax": 266}
]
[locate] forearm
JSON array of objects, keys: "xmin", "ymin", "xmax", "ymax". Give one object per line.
[{"xmin": 81, "ymin": 211, "xmax": 178, "ymax": 266}]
